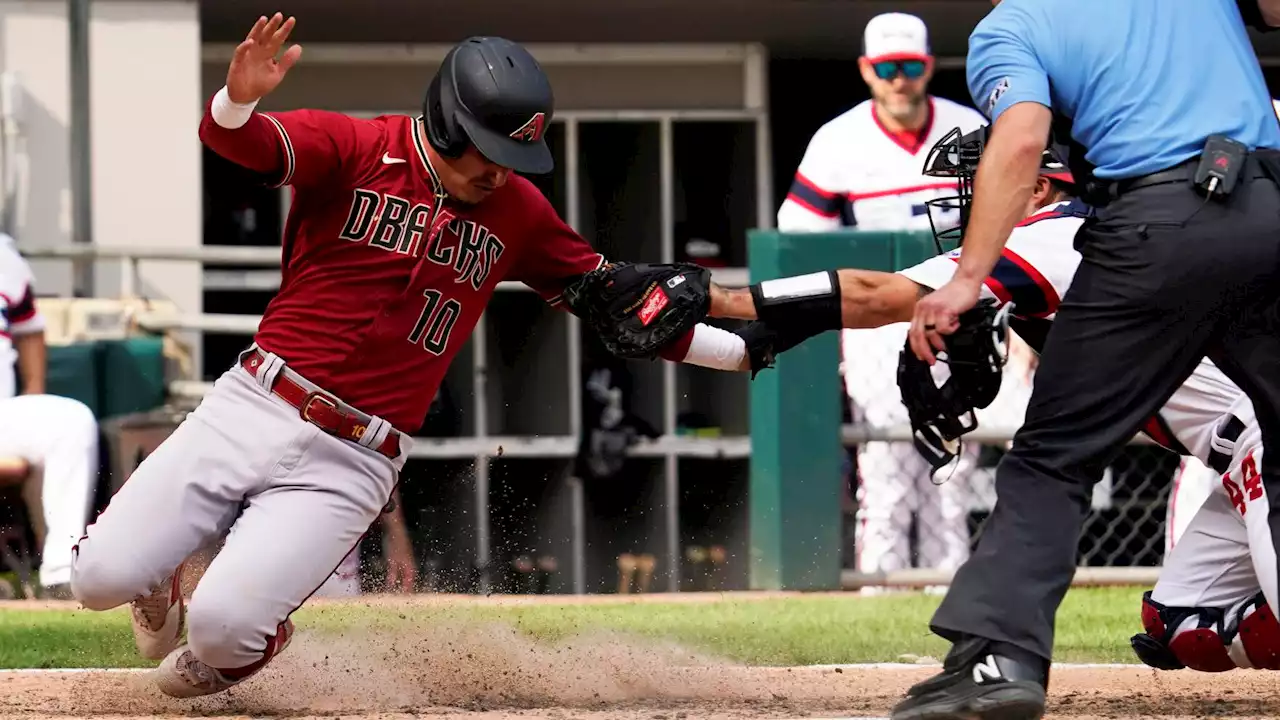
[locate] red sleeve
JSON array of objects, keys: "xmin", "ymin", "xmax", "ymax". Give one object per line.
[
  {"xmin": 198, "ymin": 93, "xmax": 361, "ymax": 189},
  {"xmin": 509, "ymin": 190, "xmax": 606, "ymax": 308}
]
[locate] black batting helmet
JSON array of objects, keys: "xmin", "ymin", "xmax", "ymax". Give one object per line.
[{"xmin": 423, "ymin": 37, "xmax": 554, "ymax": 175}]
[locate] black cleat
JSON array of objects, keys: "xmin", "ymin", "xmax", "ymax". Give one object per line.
[{"xmin": 890, "ymin": 637, "xmax": 1048, "ymax": 720}]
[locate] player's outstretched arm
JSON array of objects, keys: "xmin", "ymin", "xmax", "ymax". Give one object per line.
[
  {"xmin": 635, "ymin": 267, "xmax": 927, "ymax": 376},
  {"xmin": 707, "ymin": 269, "xmax": 926, "ymax": 376},
  {"xmin": 710, "ymin": 269, "xmax": 921, "ymax": 328}
]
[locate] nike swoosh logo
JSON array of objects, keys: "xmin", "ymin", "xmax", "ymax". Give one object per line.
[{"xmin": 382, "ymin": 153, "xmax": 406, "ymax": 164}]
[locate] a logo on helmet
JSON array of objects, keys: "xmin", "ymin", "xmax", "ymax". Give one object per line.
[{"xmin": 510, "ymin": 113, "xmax": 547, "ymax": 143}]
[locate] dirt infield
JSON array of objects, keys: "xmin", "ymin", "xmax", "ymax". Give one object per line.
[
  {"xmin": 0, "ymin": 593, "xmax": 1272, "ymax": 719},
  {"xmin": 0, "ymin": 661, "xmax": 1270, "ymax": 719}
]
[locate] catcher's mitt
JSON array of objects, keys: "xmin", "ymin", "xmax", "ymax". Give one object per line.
[
  {"xmin": 897, "ymin": 299, "xmax": 1013, "ymax": 472},
  {"xmin": 563, "ymin": 261, "xmax": 712, "ymax": 360}
]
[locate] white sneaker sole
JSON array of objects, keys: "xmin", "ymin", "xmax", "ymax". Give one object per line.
[{"xmin": 153, "ymin": 619, "xmax": 295, "ymax": 699}]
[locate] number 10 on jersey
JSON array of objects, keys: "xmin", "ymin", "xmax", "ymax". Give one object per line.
[{"xmin": 408, "ymin": 289, "xmax": 461, "ymax": 355}]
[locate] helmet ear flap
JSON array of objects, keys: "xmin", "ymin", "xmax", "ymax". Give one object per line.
[{"xmin": 423, "ymin": 67, "xmax": 469, "ymax": 159}]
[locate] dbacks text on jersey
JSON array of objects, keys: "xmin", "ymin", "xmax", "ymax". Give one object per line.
[{"xmin": 338, "ymin": 188, "xmax": 506, "ymax": 292}]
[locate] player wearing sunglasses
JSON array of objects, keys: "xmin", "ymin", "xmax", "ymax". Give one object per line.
[
  {"xmin": 775, "ymin": 12, "xmax": 991, "ymax": 589},
  {"xmin": 777, "ymin": 12, "xmax": 988, "ymax": 233}
]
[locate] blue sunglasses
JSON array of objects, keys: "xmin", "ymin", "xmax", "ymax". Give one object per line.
[{"xmin": 873, "ymin": 60, "xmax": 928, "ymax": 80}]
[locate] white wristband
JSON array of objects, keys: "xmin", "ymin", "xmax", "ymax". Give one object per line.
[
  {"xmin": 211, "ymin": 86, "xmax": 259, "ymax": 130},
  {"xmin": 681, "ymin": 324, "xmax": 747, "ymax": 371}
]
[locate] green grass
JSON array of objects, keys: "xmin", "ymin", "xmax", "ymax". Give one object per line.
[{"xmin": 0, "ymin": 587, "xmax": 1146, "ymax": 669}]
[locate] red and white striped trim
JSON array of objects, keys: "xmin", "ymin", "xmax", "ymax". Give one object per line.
[{"xmin": 260, "ymin": 114, "xmax": 297, "ymax": 188}]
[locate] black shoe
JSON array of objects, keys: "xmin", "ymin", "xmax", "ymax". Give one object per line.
[{"xmin": 890, "ymin": 637, "xmax": 1048, "ymax": 720}]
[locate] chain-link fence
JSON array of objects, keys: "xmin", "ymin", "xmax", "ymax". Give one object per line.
[{"xmin": 837, "ymin": 325, "xmax": 1212, "ymax": 586}]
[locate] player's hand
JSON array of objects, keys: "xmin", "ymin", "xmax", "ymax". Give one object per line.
[
  {"xmin": 226, "ymin": 13, "xmax": 301, "ymax": 104},
  {"xmin": 908, "ymin": 276, "xmax": 982, "ymax": 365},
  {"xmin": 382, "ymin": 531, "xmax": 417, "ymax": 593}
]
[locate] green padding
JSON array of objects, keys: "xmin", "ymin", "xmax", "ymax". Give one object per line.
[
  {"xmin": 747, "ymin": 229, "xmax": 947, "ymax": 590},
  {"xmin": 46, "ymin": 342, "xmax": 101, "ymax": 416},
  {"xmin": 98, "ymin": 337, "xmax": 166, "ymax": 420},
  {"xmin": 46, "ymin": 337, "xmax": 167, "ymax": 421}
]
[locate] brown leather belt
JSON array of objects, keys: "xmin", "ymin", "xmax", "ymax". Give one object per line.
[{"xmin": 240, "ymin": 349, "xmax": 402, "ymax": 460}]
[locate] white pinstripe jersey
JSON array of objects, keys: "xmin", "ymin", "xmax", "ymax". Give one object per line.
[
  {"xmin": 898, "ymin": 200, "xmax": 1244, "ymax": 467},
  {"xmin": 778, "ymin": 96, "xmax": 988, "ymax": 233},
  {"xmin": 0, "ymin": 233, "xmax": 44, "ymax": 399}
]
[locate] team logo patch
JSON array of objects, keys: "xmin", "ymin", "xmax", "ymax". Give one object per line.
[
  {"xmin": 637, "ymin": 287, "xmax": 670, "ymax": 326},
  {"xmin": 987, "ymin": 78, "xmax": 1010, "ymax": 117},
  {"xmin": 510, "ymin": 112, "xmax": 547, "ymax": 143}
]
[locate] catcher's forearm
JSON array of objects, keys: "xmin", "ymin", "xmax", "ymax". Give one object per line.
[
  {"xmin": 728, "ymin": 270, "xmax": 927, "ymax": 378},
  {"xmin": 711, "ymin": 269, "xmax": 918, "ymax": 329}
]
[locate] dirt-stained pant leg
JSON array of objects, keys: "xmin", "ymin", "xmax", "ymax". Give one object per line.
[
  {"xmin": 72, "ymin": 352, "xmax": 408, "ymax": 673},
  {"xmin": 186, "ymin": 425, "xmax": 400, "ymax": 671},
  {"xmin": 69, "ymin": 366, "xmax": 294, "ymax": 610}
]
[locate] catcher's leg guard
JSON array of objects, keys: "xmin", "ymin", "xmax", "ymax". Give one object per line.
[
  {"xmin": 1132, "ymin": 590, "xmax": 1280, "ymax": 671},
  {"xmin": 1231, "ymin": 592, "xmax": 1280, "ymax": 669}
]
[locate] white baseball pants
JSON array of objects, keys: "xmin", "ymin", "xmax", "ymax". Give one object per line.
[
  {"xmin": 70, "ymin": 350, "xmax": 409, "ymax": 670},
  {"xmin": 0, "ymin": 394, "xmax": 99, "ymax": 588},
  {"xmin": 1165, "ymin": 455, "xmax": 1218, "ymax": 555},
  {"xmin": 855, "ymin": 440, "xmax": 978, "ymax": 573},
  {"xmin": 1152, "ymin": 407, "xmax": 1275, "ymax": 617}
]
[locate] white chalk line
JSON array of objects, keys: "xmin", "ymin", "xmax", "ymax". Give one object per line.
[
  {"xmin": 798, "ymin": 662, "xmax": 1139, "ymax": 670},
  {"xmin": 0, "ymin": 662, "xmax": 1141, "ymax": 675},
  {"xmin": 0, "ymin": 667, "xmax": 150, "ymax": 674}
]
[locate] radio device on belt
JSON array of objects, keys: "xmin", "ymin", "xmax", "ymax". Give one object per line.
[{"xmin": 1194, "ymin": 135, "xmax": 1248, "ymax": 198}]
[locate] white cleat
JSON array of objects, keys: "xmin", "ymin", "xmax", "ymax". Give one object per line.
[
  {"xmin": 153, "ymin": 646, "xmax": 237, "ymax": 698},
  {"xmin": 131, "ymin": 564, "xmax": 185, "ymax": 660},
  {"xmin": 153, "ymin": 619, "xmax": 295, "ymax": 699}
]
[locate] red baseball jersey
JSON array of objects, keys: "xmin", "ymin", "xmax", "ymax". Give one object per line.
[{"xmin": 199, "ymin": 100, "xmax": 605, "ymax": 432}]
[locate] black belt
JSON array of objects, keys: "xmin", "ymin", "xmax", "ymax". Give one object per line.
[{"xmin": 1093, "ymin": 154, "xmax": 1276, "ymax": 205}]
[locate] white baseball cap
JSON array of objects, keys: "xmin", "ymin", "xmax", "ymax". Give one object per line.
[{"xmin": 863, "ymin": 12, "xmax": 931, "ymax": 63}]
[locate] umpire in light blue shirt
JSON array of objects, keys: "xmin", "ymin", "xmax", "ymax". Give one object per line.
[{"xmin": 895, "ymin": 2, "xmax": 1280, "ymax": 720}]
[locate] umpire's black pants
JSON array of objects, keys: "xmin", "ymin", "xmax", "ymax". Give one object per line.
[{"xmin": 930, "ymin": 151, "xmax": 1280, "ymax": 663}]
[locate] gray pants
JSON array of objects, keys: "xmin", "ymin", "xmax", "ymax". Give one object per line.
[{"xmin": 71, "ymin": 351, "xmax": 406, "ymax": 670}]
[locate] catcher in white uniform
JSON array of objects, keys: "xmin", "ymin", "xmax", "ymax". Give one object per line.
[
  {"xmin": 0, "ymin": 233, "xmax": 99, "ymax": 595},
  {"xmin": 778, "ymin": 11, "xmax": 990, "ymax": 576},
  {"xmin": 707, "ymin": 125, "xmax": 1280, "ymax": 673}
]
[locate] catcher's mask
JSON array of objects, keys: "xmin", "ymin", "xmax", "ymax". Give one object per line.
[
  {"xmin": 922, "ymin": 126, "xmax": 1076, "ymax": 254},
  {"xmin": 896, "ymin": 299, "xmax": 1015, "ymax": 474}
]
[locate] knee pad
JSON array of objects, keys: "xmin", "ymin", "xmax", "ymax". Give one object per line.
[{"xmin": 1132, "ymin": 591, "xmax": 1280, "ymax": 672}]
